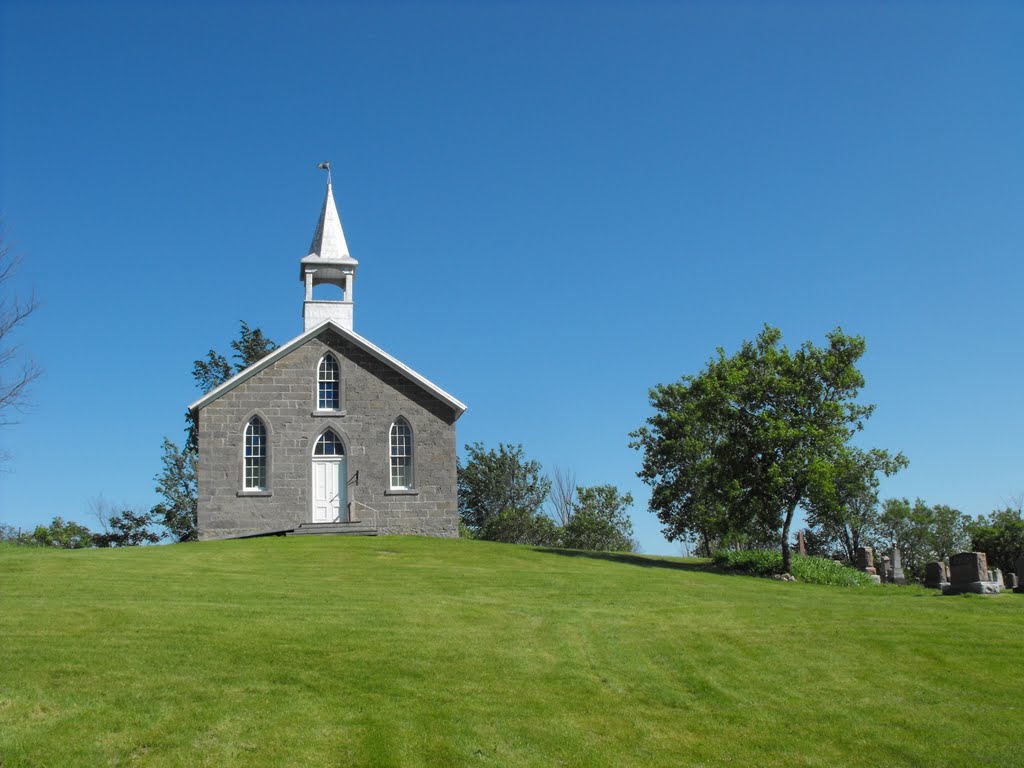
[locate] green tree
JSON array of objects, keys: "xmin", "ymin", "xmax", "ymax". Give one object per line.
[
  {"xmin": 93, "ymin": 509, "xmax": 162, "ymax": 547},
  {"xmin": 457, "ymin": 442, "xmax": 551, "ymax": 534},
  {"xmin": 191, "ymin": 351, "xmax": 232, "ymax": 396},
  {"xmin": 30, "ymin": 517, "xmax": 94, "ymax": 549},
  {"xmin": 230, "ymin": 321, "xmax": 278, "ymax": 372},
  {"xmin": 876, "ymin": 498, "xmax": 930, "ymax": 579},
  {"xmin": 929, "ymin": 503, "xmax": 971, "ymax": 561},
  {"xmin": 793, "ymin": 526, "xmax": 837, "ymax": 558},
  {"xmin": 804, "ymin": 447, "xmax": 906, "ymax": 563},
  {"xmin": 631, "ymin": 325, "xmax": 905, "ymax": 574},
  {"xmin": 561, "ymin": 484, "xmax": 637, "ymax": 552},
  {"xmin": 876, "ymin": 498, "xmax": 970, "ymax": 580},
  {"xmin": 151, "ymin": 438, "xmax": 198, "ymax": 543},
  {"xmin": 154, "ymin": 322, "xmax": 276, "ymax": 542},
  {"xmin": 191, "ymin": 321, "xmax": 278, "ymax": 394},
  {"xmin": 968, "ymin": 505, "xmax": 1024, "ymax": 575}
]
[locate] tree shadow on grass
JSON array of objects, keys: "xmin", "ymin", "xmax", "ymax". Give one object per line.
[{"xmin": 534, "ymin": 548, "xmax": 719, "ymax": 574}]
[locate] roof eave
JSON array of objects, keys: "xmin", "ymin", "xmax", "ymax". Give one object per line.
[{"xmin": 188, "ymin": 321, "xmax": 467, "ymax": 420}]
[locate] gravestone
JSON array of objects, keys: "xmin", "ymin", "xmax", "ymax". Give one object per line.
[
  {"xmin": 994, "ymin": 568, "xmax": 1004, "ymax": 588},
  {"xmin": 856, "ymin": 546, "xmax": 876, "ymax": 573},
  {"xmin": 943, "ymin": 552, "xmax": 1001, "ymax": 595},
  {"xmin": 1005, "ymin": 572, "xmax": 1019, "ymax": 591},
  {"xmin": 1017, "ymin": 554, "xmax": 1024, "ymax": 594},
  {"xmin": 856, "ymin": 546, "xmax": 881, "ymax": 584},
  {"xmin": 798, "ymin": 530, "xmax": 806, "ymax": 557},
  {"xmin": 924, "ymin": 561, "xmax": 949, "ymax": 590},
  {"xmin": 891, "ymin": 547, "xmax": 907, "ymax": 586},
  {"xmin": 952, "ymin": 551, "xmax": 987, "ymax": 581},
  {"xmin": 880, "ymin": 555, "xmax": 892, "ymax": 584}
]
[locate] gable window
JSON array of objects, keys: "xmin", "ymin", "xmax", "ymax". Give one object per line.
[
  {"xmin": 318, "ymin": 354, "xmax": 340, "ymax": 411},
  {"xmin": 314, "ymin": 428, "xmax": 345, "ymax": 456},
  {"xmin": 389, "ymin": 418, "xmax": 413, "ymax": 489},
  {"xmin": 244, "ymin": 417, "xmax": 268, "ymax": 491}
]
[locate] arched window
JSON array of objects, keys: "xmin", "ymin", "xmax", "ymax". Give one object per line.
[
  {"xmin": 244, "ymin": 417, "xmax": 268, "ymax": 491},
  {"xmin": 318, "ymin": 354, "xmax": 340, "ymax": 411},
  {"xmin": 314, "ymin": 428, "xmax": 345, "ymax": 456},
  {"xmin": 389, "ymin": 418, "xmax": 413, "ymax": 489}
]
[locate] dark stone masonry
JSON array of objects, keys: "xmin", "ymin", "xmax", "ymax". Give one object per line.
[{"xmin": 196, "ymin": 329, "xmax": 459, "ymax": 540}]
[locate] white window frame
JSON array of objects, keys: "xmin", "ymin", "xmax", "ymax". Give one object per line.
[
  {"xmin": 316, "ymin": 353, "xmax": 342, "ymax": 412},
  {"xmin": 314, "ymin": 428, "xmax": 346, "ymax": 457},
  {"xmin": 244, "ymin": 417, "xmax": 268, "ymax": 491},
  {"xmin": 389, "ymin": 418, "xmax": 414, "ymax": 490}
]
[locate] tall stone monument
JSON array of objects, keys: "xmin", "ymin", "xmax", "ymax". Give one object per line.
[{"xmin": 891, "ymin": 547, "xmax": 907, "ymax": 586}]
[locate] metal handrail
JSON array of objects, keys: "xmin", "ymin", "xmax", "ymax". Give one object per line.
[{"xmin": 350, "ymin": 499, "xmax": 380, "ymax": 532}]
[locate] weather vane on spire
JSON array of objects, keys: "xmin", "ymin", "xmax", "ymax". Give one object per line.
[{"xmin": 317, "ymin": 161, "xmax": 332, "ymax": 186}]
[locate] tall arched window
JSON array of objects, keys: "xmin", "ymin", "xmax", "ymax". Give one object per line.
[
  {"xmin": 244, "ymin": 417, "xmax": 268, "ymax": 491},
  {"xmin": 389, "ymin": 418, "xmax": 413, "ymax": 489},
  {"xmin": 318, "ymin": 354, "xmax": 340, "ymax": 411}
]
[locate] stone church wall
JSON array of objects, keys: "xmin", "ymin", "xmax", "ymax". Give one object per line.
[{"xmin": 197, "ymin": 328, "xmax": 458, "ymax": 539}]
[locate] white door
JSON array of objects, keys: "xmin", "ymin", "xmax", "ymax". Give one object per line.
[{"xmin": 312, "ymin": 459, "xmax": 347, "ymax": 523}]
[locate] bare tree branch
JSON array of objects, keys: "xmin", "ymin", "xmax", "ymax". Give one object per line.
[
  {"xmin": 548, "ymin": 465, "xmax": 577, "ymax": 527},
  {"xmin": 0, "ymin": 226, "xmax": 41, "ymax": 428}
]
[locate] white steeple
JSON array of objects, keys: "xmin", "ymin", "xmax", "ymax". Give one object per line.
[
  {"xmin": 307, "ymin": 181, "xmax": 352, "ymax": 261},
  {"xmin": 300, "ymin": 163, "xmax": 359, "ymax": 331}
]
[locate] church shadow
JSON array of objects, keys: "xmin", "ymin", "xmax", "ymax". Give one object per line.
[{"xmin": 534, "ymin": 548, "xmax": 716, "ymax": 573}]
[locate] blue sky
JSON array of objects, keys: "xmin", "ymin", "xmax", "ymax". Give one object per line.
[{"xmin": 1, "ymin": 1, "xmax": 1022, "ymax": 554}]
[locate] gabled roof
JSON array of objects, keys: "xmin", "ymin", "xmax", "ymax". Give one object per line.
[
  {"xmin": 306, "ymin": 182, "xmax": 356, "ymax": 264},
  {"xmin": 188, "ymin": 320, "xmax": 467, "ymax": 419}
]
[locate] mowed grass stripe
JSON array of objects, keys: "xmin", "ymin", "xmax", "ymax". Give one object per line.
[{"xmin": 1, "ymin": 537, "xmax": 1022, "ymax": 767}]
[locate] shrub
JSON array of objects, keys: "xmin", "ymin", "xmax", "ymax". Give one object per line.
[
  {"xmin": 479, "ymin": 508, "xmax": 560, "ymax": 546},
  {"xmin": 0, "ymin": 525, "xmax": 38, "ymax": 546},
  {"xmin": 713, "ymin": 548, "xmax": 874, "ymax": 586},
  {"xmin": 561, "ymin": 485, "xmax": 636, "ymax": 552},
  {"xmin": 29, "ymin": 517, "xmax": 95, "ymax": 549},
  {"xmin": 93, "ymin": 509, "xmax": 162, "ymax": 547},
  {"xmin": 791, "ymin": 555, "xmax": 874, "ymax": 587},
  {"xmin": 712, "ymin": 548, "xmax": 782, "ymax": 576}
]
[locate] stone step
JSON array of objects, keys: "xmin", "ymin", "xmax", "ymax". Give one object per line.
[{"xmin": 287, "ymin": 523, "xmax": 378, "ymax": 537}]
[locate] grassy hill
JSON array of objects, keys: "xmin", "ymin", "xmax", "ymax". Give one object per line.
[{"xmin": 1, "ymin": 536, "xmax": 1021, "ymax": 767}]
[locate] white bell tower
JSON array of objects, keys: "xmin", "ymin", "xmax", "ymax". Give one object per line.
[{"xmin": 301, "ymin": 162, "xmax": 359, "ymax": 331}]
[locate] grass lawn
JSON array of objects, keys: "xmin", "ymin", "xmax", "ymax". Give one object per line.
[{"xmin": 1, "ymin": 536, "xmax": 1022, "ymax": 767}]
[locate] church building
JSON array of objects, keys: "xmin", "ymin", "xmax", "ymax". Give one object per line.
[{"xmin": 189, "ymin": 170, "xmax": 466, "ymax": 540}]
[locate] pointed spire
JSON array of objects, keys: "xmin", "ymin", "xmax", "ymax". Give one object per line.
[
  {"xmin": 307, "ymin": 181, "xmax": 355, "ymax": 263},
  {"xmin": 301, "ymin": 167, "xmax": 359, "ymax": 332}
]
